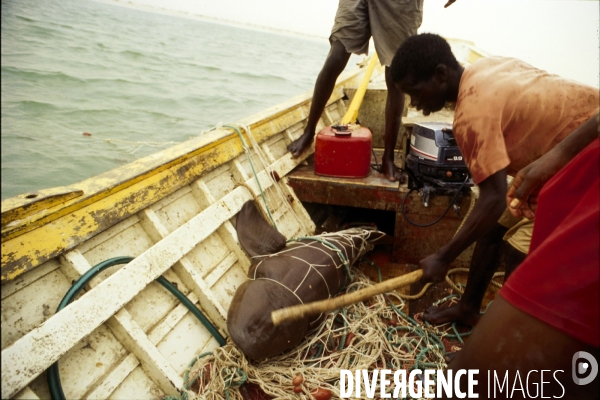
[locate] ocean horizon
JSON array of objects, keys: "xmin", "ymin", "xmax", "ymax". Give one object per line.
[{"xmin": 96, "ymin": 0, "xmax": 330, "ymax": 42}]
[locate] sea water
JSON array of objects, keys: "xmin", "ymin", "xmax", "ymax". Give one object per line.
[{"xmin": 1, "ymin": 0, "xmax": 360, "ymax": 200}]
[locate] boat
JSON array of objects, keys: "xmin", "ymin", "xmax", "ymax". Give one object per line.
[{"xmin": 1, "ymin": 39, "xmax": 489, "ymax": 399}]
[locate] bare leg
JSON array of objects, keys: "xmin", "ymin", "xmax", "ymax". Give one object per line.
[
  {"xmin": 287, "ymin": 40, "xmax": 351, "ymax": 157},
  {"xmin": 423, "ymin": 223, "xmax": 508, "ymax": 326},
  {"xmin": 381, "ymin": 66, "xmax": 406, "ymax": 182},
  {"xmin": 445, "ymin": 296, "xmax": 599, "ymax": 399}
]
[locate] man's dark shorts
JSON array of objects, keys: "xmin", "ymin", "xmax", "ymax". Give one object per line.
[{"xmin": 330, "ymin": 0, "xmax": 424, "ymax": 66}]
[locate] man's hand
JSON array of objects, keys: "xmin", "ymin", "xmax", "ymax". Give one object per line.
[
  {"xmin": 444, "ymin": 0, "xmax": 457, "ymax": 8},
  {"xmin": 506, "ymin": 150, "xmax": 569, "ymax": 219},
  {"xmin": 509, "ymin": 113, "xmax": 600, "ymax": 218},
  {"xmin": 419, "ymin": 253, "xmax": 449, "ymax": 285}
]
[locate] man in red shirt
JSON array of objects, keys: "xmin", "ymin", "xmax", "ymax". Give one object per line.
[
  {"xmin": 389, "ymin": 33, "xmax": 599, "ymax": 326},
  {"xmin": 445, "ymin": 139, "xmax": 599, "ymax": 398}
]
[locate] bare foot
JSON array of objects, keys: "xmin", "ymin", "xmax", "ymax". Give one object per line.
[
  {"xmin": 381, "ymin": 158, "xmax": 406, "ymax": 183},
  {"xmin": 422, "ymin": 303, "xmax": 481, "ymax": 326},
  {"xmin": 287, "ymin": 130, "xmax": 315, "ymax": 158}
]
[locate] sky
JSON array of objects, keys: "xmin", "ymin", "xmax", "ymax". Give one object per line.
[{"xmin": 110, "ymin": 0, "xmax": 599, "ymax": 87}]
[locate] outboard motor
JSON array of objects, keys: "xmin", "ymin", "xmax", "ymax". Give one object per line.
[{"xmin": 403, "ymin": 122, "xmax": 474, "ymax": 226}]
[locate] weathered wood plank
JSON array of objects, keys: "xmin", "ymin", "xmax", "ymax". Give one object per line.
[
  {"xmin": 13, "ymin": 386, "xmax": 39, "ymax": 400},
  {"xmin": 172, "ymin": 258, "xmax": 229, "ymax": 332},
  {"xmin": 75, "ymin": 215, "xmax": 140, "ymax": 256},
  {"xmin": 60, "ymin": 250, "xmax": 181, "ymax": 398},
  {"xmin": 1, "ymin": 263, "xmax": 72, "ymax": 350},
  {"xmin": 1, "ymin": 260, "xmax": 60, "ymax": 301},
  {"xmin": 216, "ymin": 222, "xmax": 251, "ymax": 273},
  {"xmin": 0, "ymin": 187, "xmax": 250, "ymax": 398},
  {"xmin": 85, "ymin": 292, "xmax": 202, "ymax": 399},
  {"xmin": 204, "ymin": 252, "xmax": 238, "ymax": 288},
  {"xmin": 2, "ymin": 149, "xmax": 311, "ymax": 397},
  {"xmin": 108, "ymin": 366, "xmax": 163, "ymax": 399},
  {"xmin": 85, "ymin": 354, "xmax": 139, "ymax": 400},
  {"xmin": 139, "ymin": 207, "xmax": 228, "ymax": 332},
  {"xmin": 147, "ymin": 292, "xmax": 199, "ymax": 345},
  {"xmin": 106, "ymin": 309, "xmax": 181, "ymax": 397}
]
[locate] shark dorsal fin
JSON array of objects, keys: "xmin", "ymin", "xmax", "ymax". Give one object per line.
[{"xmin": 236, "ymin": 200, "xmax": 286, "ymax": 257}]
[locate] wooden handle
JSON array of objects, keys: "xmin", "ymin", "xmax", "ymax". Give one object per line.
[
  {"xmin": 341, "ymin": 53, "xmax": 379, "ymax": 125},
  {"xmin": 271, "ymin": 269, "xmax": 423, "ymax": 326}
]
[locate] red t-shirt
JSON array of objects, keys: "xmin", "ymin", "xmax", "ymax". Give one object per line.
[
  {"xmin": 499, "ymin": 138, "xmax": 599, "ymax": 346},
  {"xmin": 453, "ymin": 57, "xmax": 599, "ymax": 184}
]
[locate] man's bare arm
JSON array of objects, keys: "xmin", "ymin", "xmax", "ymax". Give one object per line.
[
  {"xmin": 507, "ymin": 112, "xmax": 599, "ymax": 219},
  {"xmin": 420, "ymin": 168, "xmax": 507, "ymax": 284}
]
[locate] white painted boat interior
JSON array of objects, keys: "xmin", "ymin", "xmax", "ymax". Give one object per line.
[{"xmin": 1, "ymin": 40, "xmax": 485, "ymax": 399}]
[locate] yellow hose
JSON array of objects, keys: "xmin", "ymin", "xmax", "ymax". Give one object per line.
[{"xmin": 341, "ymin": 52, "xmax": 380, "ymax": 125}]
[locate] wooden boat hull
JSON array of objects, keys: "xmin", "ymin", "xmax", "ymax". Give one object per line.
[{"xmin": 1, "ymin": 40, "xmax": 486, "ymax": 399}]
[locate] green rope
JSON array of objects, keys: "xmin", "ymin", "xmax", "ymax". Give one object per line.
[
  {"xmin": 307, "ymin": 342, "xmax": 325, "ymax": 367},
  {"xmin": 361, "ymin": 257, "xmax": 383, "ymax": 283},
  {"xmin": 183, "ymin": 352, "xmax": 213, "ymax": 389},
  {"xmin": 362, "ymin": 258, "xmax": 423, "ymax": 327},
  {"xmin": 163, "ymin": 352, "xmax": 251, "ymax": 400},
  {"xmin": 414, "ymin": 347, "xmax": 433, "ymax": 370},
  {"xmin": 224, "ymin": 124, "xmax": 278, "ymax": 231},
  {"xmin": 366, "ymin": 259, "xmax": 447, "ymax": 368},
  {"xmin": 338, "ymin": 308, "xmax": 349, "ymax": 351},
  {"xmin": 157, "ymin": 277, "xmax": 226, "ymax": 346},
  {"xmin": 432, "ymin": 293, "xmax": 460, "ymax": 307},
  {"xmin": 221, "ymin": 367, "xmax": 248, "ymax": 400},
  {"xmin": 368, "ymin": 259, "xmax": 475, "ymax": 351},
  {"xmin": 161, "ymin": 350, "xmax": 216, "ymax": 400}
]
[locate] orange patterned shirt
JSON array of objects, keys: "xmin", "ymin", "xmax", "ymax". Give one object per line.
[{"xmin": 453, "ymin": 56, "xmax": 599, "ymax": 184}]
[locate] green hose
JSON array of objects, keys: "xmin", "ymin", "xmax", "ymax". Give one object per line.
[
  {"xmin": 155, "ymin": 275, "xmax": 226, "ymax": 345},
  {"xmin": 48, "ymin": 257, "xmax": 226, "ymax": 400}
]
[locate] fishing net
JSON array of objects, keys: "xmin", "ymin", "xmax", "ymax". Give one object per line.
[
  {"xmin": 167, "ymin": 263, "xmax": 481, "ymax": 400},
  {"xmin": 159, "ymin": 124, "xmax": 498, "ymax": 400}
]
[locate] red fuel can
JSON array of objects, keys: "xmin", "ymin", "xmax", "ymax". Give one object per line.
[{"xmin": 314, "ymin": 125, "xmax": 372, "ymax": 178}]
